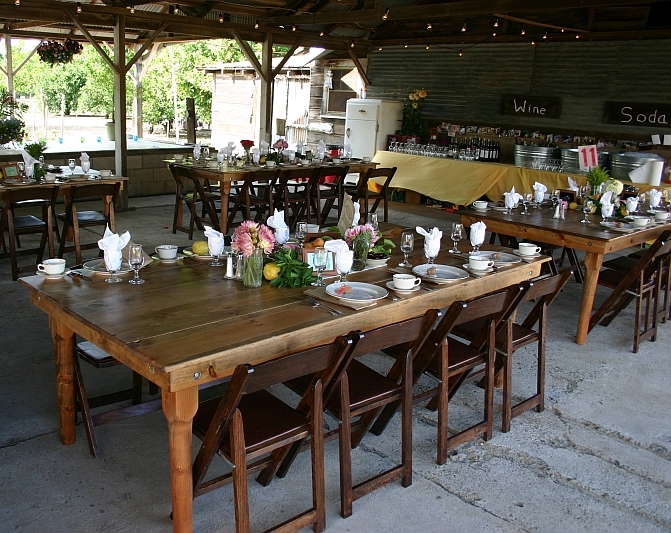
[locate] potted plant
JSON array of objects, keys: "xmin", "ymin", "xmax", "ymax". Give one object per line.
[
  {"xmin": 23, "ymin": 140, "xmax": 48, "ymax": 180},
  {"xmin": 585, "ymin": 166, "xmax": 611, "ymax": 197},
  {"xmin": 400, "ymin": 89, "xmax": 427, "ymax": 139},
  {"xmin": 0, "ymin": 88, "xmax": 28, "ymax": 147}
]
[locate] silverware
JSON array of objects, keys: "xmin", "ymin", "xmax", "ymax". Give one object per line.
[
  {"xmin": 306, "ymin": 296, "xmax": 343, "ymax": 316},
  {"xmin": 422, "ymin": 286, "xmax": 435, "ymax": 292},
  {"xmin": 385, "ymin": 294, "xmax": 400, "ymax": 301},
  {"xmin": 69, "ymin": 269, "xmax": 95, "ymax": 279}
]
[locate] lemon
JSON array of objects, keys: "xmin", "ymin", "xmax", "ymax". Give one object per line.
[
  {"xmin": 569, "ymin": 202, "xmax": 578, "ymax": 210},
  {"xmin": 192, "ymin": 241, "xmax": 209, "ymax": 255},
  {"xmin": 263, "ymin": 262, "xmax": 281, "ymax": 281},
  {"xmin": 590, "ymin": 205, "xmax": 597, "ymax": 214}
]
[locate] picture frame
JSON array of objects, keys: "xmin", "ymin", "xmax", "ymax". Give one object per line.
[
  {"xmin": 557, "ymin": 189, "xmax": 577, "ymax": 203},
  {"xmin": 1, "ymin": 164, "xmax": 19, "ymax": 179},
  {"xmin": 302, "ymin": 249, "xmax": 337, "ymax": 277}
]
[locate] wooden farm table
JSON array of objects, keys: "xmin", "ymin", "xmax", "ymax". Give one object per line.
[
  {"xmin": 0, "ymin": 175, "xmax": 128, "ymax": 203},
  {"xmin": 458, "ymin": 206, "xmax": 671, "ymax": 344},
  {"xmin": 20, "ymin": 237, "xmax": 545, "ymax": 533},
  {"xmin": 165, "ymin": 160, "xmax": 377, "ymax": 234}
]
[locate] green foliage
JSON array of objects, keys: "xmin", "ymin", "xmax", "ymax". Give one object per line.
[
  {"xmin": 23, "ymin": 139, "xmax": 47, "ymax": 158},
  {"xmin": 268, "ymin": 248, "xmax": 316, "ymax": 289},
  {"xmin": 0, "ymin": 88, "xmax": 27, "ymax": 145},
  {"xmin": 371, "ymin": 238, "xmax": 395, "ymax": 255},
  {"xmin": 585, "ymin": 166, "xmax": 611, "ymax": 187}
]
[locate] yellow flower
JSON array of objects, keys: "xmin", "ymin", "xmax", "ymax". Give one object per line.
[
  {"xmin": 408, "ymin": 93, "xmax": 416, "ymax": 101},
  {"xmin": 412, "ymin": 102, "xmax": 418, "ymax": 109},
  {"xmin": 418, "ymin": 90, "xmax": 427, "ymax": 98}
]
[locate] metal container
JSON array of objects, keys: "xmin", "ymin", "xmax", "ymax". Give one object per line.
[
  {"xmin": 513, "ymin": 145, "xmax": 560, "ymax": 168},
  {"xmin": 610, "ymin": 152, "xmax": 665, "ymax": 180},
  {"xmin": 560, "ymin": 148, "xmax": 610, "ymax": 175}
]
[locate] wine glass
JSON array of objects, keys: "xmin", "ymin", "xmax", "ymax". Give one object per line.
[
  {"xmin": 399, "ymin": 230, "xmax": 414, "ymax": 267},
  {"xmin": 522, "ymin": 192, "xmax": 533, "ymax": 215},
  {"xmin": 370, "ymin": 213, "xmax": 379, "ymax": 232},
  {"xmin": 450, "ymin": 223, "xmax": 463, "ymax": 253},
  {"xmin": 81, "ymin": 160, "xmax": 91, "ymax": 175},
  {"xmin": 581, "ymin": 200, "xmax": 593, "ymax": 224},
  {"xmin": 68, "ymin": 158, "xmax": 76, "ymax": 174},
  {"xmin": 296, "ymin": 222, "xmax": 307, "ymax": 248},
  {"xmin": 17, "ymin": 162, "xmax": 26, "ymax": 179},
  {"xmin": 128, "ymin": 243, "xmax": 145, "ymax": 284},
  {"xmin": 104, "ymin": 253, "xmax": 122, "ymax": 283},
  {"xmin": 209, "ymin": 240, "xmax": 225, "ymax": 267},
  {"xmin": 336, "ymin": 251, "xmax": 352, "ymax": 282},
  {"xmin": 203, "ymin": 146, "xmax": 210, "ymax": 160},
  {"xmin": 311, "ymin": 247, "xmax": 328, "ymax": 286}
]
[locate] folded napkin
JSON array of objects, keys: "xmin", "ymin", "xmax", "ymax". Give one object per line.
[
  {"xmin": 469, "ymin": 221, "xmax": 487, "ymax": 248},
  {"xmin": 352, "ymin": 202, "xmax": 361, "ymax": 226},
  {"xmin": 193, "ymin": 142, "xmax": 201, "ymax": 160},
  {"xmin": 343, "ymin": 144, "xmax": 352, "ymax": 159},
  {"xmin": 533, "ymin": 182, "xmax": 547, "ymax": 204},
  {"xmin": 416, "ymin": 226, "xmax": 442, "ymax": 258},
  {"xmin": 317, "ymin": 139, "xmax": 326, "ymax": 160},
  {"xmin": 259, "ymin": 140, "xmax": 269, "ymax": 155},
  {"xmin": 600, "ymin": 191, "xmax": 614, "ymax": 218},
  {"xmin": 625, "ymin": 197, "xmax": 639, "ymax": 213},
  {"xmin": 504, "ymin": 190, "xmax": 522, "ymax": 209},
  {"xmin": 267, "ymin": 209, "xmax": 289, "ymax": 244},
  {"xmin": 324, "ymin": 239, "xmax": 353, "ymax": 274},
  {"xmin": 98, "ymin": 225, "xmax": 130, "ymax": 271},
  {"xmin": 251, "ymin": 147, "xmax": 260, "ymax": 164},
  {"xmin": 282, "ymin": 149, "xmax": 296, "ymax": 163},
  {"xmin": 21, "ymin": 150, "xmax": 38, "ymax": 177},
  {"xmin": 217, "ymin": 147, "xmax": 226, "ymax": 163},
  {"xmin": 204, "ymin": 225, "xmax": 225, "ymax": 256},
  {"xmin": 296, "ymin": 141, "xmax": 304, "ymax": 155},
  {"xmin": 649, "ymin": 189, "xmax": 662, "ymax": 208},
  {"xmin": 568, "ymin": 177, "xmax": 580, "ymax": 193},
  {"xmin": 80, "ymin": 152, "xmax": 90, "ymax": 164}
]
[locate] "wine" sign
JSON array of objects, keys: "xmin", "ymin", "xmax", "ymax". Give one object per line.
[
  {"xmin": 501, "ymin": 95, "xmax": 562, "ymax": 119},
  {"xmin": 602, "ymin": 101, "xmax": 670, "ymax": 126}
]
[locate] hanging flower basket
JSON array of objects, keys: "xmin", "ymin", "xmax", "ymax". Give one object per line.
[{"xmin": 37, "ymin": 39, "xmax": 83, "ymax": 66}]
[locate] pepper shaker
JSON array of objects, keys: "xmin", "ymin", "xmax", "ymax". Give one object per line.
[{"xmin": 234, "ymin": 252, "xmax": 244, "ymax": 280}]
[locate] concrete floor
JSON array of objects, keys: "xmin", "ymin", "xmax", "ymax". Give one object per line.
[{"xmin": 1, "ymin": 197, "xmax": 670, "ymax": 533}]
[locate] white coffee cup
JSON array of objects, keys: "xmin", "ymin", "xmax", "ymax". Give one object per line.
[
  {"xmin": 332, "ymin": 158, "xmax": 342, "ymax": 164},
  {"xmin": 468, "ymin": 256, "xmax": 495, "ymax": 271},
  {"xmin": 473, "ymin": 200, "xmax": 488, "ymax": 210},
  {"xmin": 99, "ymin": 169, "xmax": 112, "ymax": 177},
  {"xmin": 393, "ymin": 273, "xmax": 421, "ymax": 290},
  {"xmin": 630, "ymin": 216, "xmax": 650, "ymax": 227},
  {"xmin": 362, "ymin": 157, "xmax": 371, "ymax": 162},
  {"xmin": 44, "ymin": 173, "xmax": 56, "ymax": 182},
  {"xmin": 173, "ymin": 154, "xmax": 184, "ymax": 161},
  {"xmin": 654, "ymin": 211, "xmax": 669, "ymax": 222},
  {"xmin": 518, "ymin": 242, "xmax": 541, "ymax": 256},
  {"xmin": 155, "ymin": 245, "xmax": 178, "ymax": 260},
  {"xmin": 37, "ymin": 258, "xmax": 66, "ymax": 275},
  {"xmin": 265, "ymin": 160, "xmax": 276, "ymax": 167}
]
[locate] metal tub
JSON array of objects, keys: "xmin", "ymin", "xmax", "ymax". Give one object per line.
[
  {"xmin": 561, "ymin": 149, "xmax": 610, "ymax": 175},
  {"xmin": 610, "ymin": 152, "xmax": 665, "ymax": 180},
  {"xmin": 514, "ymin": 145, "xmax": 560, "ymax": 168}
]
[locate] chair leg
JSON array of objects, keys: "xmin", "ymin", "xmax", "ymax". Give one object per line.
[
  {"xmin": 311, "ymin": 381, "xmax": 326, "ymax": 533},
  {"xmin": 338, "ymin": 376, "xmax": 353, "ymax": 518},
  {"xmin": 132, "ymin": 372, "xmax": 143, "ymax": 405},
  {"xmin": 230, "ymin": 410, "xmax": 251, "ymax": 533},
  {"xmin": 73, "ymin": 355, "xmax": 101, "ymax": 458},
  {"xmin": 401, "ymin": 353, "xmax": 412, "ymax": 487},
  {"xmin": 436, "ymin": 340, "xmax": 449, "ymax": 465}
]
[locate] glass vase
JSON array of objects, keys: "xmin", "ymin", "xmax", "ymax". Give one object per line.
[
  {"xmin": 352, "ymin": 236, "xmax": 371, "ymax": 272},
  {"xmin": 244, "ymin": 148, "xmax": 252, "ymax": 165},
  {"xmin": 243, "ymin": 247, "xmax": 263, "ymax": 288}
]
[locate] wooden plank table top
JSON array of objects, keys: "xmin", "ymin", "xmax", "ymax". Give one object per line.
[
  {"xmin": 457, "ymin": 205, "xmax": 671, "ymax": 345},
  {"xmin": 0, "ymin": 175, "xmax": 128, "ymax": 200},
  {"xmin": 20, "ymin": 236, "xmax": 546, "ymax": 533}
]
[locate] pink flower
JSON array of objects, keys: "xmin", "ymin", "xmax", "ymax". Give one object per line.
[
  {"xmin": 231, "ymin": 220, "xmax": 276, "ymax": 257},
  {"xmin": 344, "ymin": 223, "xmax": 379, "ymax": 246},
  {"xmin": 272, "ymin": 139, "xmax": 288, "ymax": 150}
]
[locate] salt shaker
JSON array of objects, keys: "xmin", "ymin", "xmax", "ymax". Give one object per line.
[
  {"xmin": 224, "ymin": 252, "xmax": 234, "ymax": 279},
  {"xmin": 560, "ymin": 201, "xmax": 567, "ymax": 220},
  {"xmin": 234, "ymin": 252, "xmax": 244, "ymax": 280},
  {"xmin": 553, "ymin": 203, "xmax": 561, "ymax": 219}
]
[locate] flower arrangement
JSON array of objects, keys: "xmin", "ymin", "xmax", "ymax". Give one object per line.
[
  {"xmin": 401, "ymin": 89, "xmax": 427, "ymax": 137},
  {"xmin": 344, "ymin": 223, "xmax": 379, "ymax": 247},
  {"xmin": 585, "ymin": 166, "xmax": 611, "ymax": 188},
  {"xmin": 37, "ymin": 39, "xmax": 83, "ymax": 65},
  {"xmin": 0, "ymin": 89, "xmax": 28, "ymax": 146},
  {"xmin": 266, "ymin": 139, "xmax": 288, "ymax": 164},
  {"xmin": 231, "ymin": 220, "xmax": 275, "ymax": 258},
  {"xmin": 240, "ymin": 140, "xmax": 255, "ymax": 149}
]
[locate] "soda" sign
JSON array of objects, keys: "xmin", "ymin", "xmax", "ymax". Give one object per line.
[{"xmin": 602, "ymin": 101, "xmax": 670, "ymax": 126}]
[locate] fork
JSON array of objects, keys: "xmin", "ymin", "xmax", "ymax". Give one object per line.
[{"xmin": 306, "ymin": 296, "xmax": 343, "ymax": 316}]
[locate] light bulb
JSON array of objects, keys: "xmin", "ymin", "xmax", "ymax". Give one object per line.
[
  {"xmin": 521, "ymin": 29, "xmax": 526, "ymax": 35},
  {"xmin": 494, "ymin": 19, "xmax": 499, "ymax": 28},
  {"xmin": 76, "ymin": 2, "xmax": 82, "ymax": 13},
  {"xmin": 531, "ymin": 40, "xmax": 536, "ymax": 45},
  {"xmin": 461, "ymin": 23, "xmax": 466, "ymax": 32},
  {"xmin": 459, "ymin": 50, "xmax": 463, "ymax": 57},
  {"xmin": 427, "ymin": 22, "xmax": 432, "ymax": 30},
  {"xmin": 382, "ymin": 9, "xmax": 389, "ymax": 20},
  {"xmin": 219, "ymin": 13, "xmax": 224, "ymax": 23},
  {"xmin": 543, "ymin": 32, "xmax": 548, "ymax": 40},
  {"xmin": 129, "ymin": 4, "xmax": 135, "ymax": 13},
  {"xmin": 254, "ymin": 20, "xmax": 259, "ymax": 29},
  {"xmin": 319, "ymin": 30, "xmax": 324, "ymax": 37}
]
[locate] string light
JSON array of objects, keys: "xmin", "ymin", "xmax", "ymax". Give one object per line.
[
  {"xmin": 461, "ymin": 23, "xmax": 467, "ymax": 32},
  {"xmin": 219, "ymin": 13, "xmax": 224, "ymax": 23},
  {"xmin": 543, "ymin": 32, "xmax": 548, "ymax": 40},
  {"xmin": 382, "ymin": 9, "xmax": 389, "ymax": 20},
  {"xmin": 521, "ymin": 29, "xmax": 526, "ymax": 35},
  {"xmin": 531, "ymin": 40, "xmax": 536, "ymax": 45},
  {"xmin": 14, "ymin": 0, "xmax": 20, "ymax": 5},
  {"xmin": 378, "ymin": 46, "xmax": 383, "ymax": 51},
  {"xmin": 76, "ymin": 2, "xmax": 82, "ymax": 13},
  {"xmin": 426, "ymin": 22, "xmax": 432, "ymax": 30},
  {"xmin": 291, "ymin": 25, "xmax": 296, "ymax": 31},
  {"xmin": 319, "ymin": 30, "xmax": 324, "ymax": 36},
  {"xmin": 459, "ymin": 49, "xmax": 463, "ymax": 57},
  {"xmin": 494, "ymin": 19, "xmax": 499, "ymax": 28},
  {"xmin": 425, "ymin": 44, "xmax": 430, "ymax": 49},
  {"xmin": 492, "ymin": 32, "xmax": 497, "ymax": 37},
  {"xmin": 404, "ymin": 42, "xmax": 408, "ymax": 48},
  {"xmin": 575, "ymin": 34, "xmax": 580, "ymax": 39},
  {"xmin": 129, "ymin": 4, "xmax": 135, "ymax": 13},
  {"xmin": 350, "ymin": 41, "xmax": 355, "ymax": 48},
  {"xmin": 561, "ymin": 28, "xmax": 565, "ymax": 33}
]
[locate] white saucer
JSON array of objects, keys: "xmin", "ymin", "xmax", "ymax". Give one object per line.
[
  {"xmin": 462, "ymin": 264, "xmax": 494, "ymax": 274},
  {"xmin": 151, "ymin": 253, "xmax": 185, "ymax": 263},
  {"xmin": 36, "ymin": 269, "xmax": 71, "ymax": 279},
  {"xmin": 473, "ymin": 207, "xmax": 490, "ymax": 212},
  {"xmin": 386, "ymin": 281, "xmax": 421, "ymax": 293},
  {"xmin": 513, "ymin": 250, "xmax": 542, "ymax": 258}
]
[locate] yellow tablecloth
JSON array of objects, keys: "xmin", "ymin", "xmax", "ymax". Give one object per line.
[{"xmin": 369, "ymin": 151, "xmax": 669, "ymax": 205}]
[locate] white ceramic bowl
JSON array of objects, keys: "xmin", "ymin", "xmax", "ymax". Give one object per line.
[
  {"xmin": 99, "ymin": 170, "xmax": 112, "ymax": 177},
  {"xmin": 366, "ymin": 257, "xmax": 389, "ymax": 267}
]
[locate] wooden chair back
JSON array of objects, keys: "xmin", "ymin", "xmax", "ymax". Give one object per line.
[
  {"xmin": 314, "ymin": 166, "xmax": 350, "ymax": 224},
  {"xmin": 517, "ymin": 269, "xmax": 573, "ymax": 331},
  {"xmin": 227, "ymin": 169, "xmax": 279, "ymax": 228},
  {"xmin": 188, "ymin": 169, "xmax": 221, "ymax": 232},
  {"xmin": 168, "ymin": 163, "xmax": 200, "ymax": 238},
  {"xmin": 275, "ymin": 167, "xmax": 321, "ymax": 227},
  {"xmin": 349, "ymin": 166, "xmax": 397, "ymax": 223}
]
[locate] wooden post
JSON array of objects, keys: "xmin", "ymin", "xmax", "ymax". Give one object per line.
[
  {"xmin": 114, "ymin": 14, "xmax": 129, "ymax": 210},
  {"xmin": 4, "ymin": 35, "xmax": 13, "ymax": 94},
  {"xmin": 185, "ymin": 98, "xmax": 196, "ymax": 144},
  {"xmin": 259, "ymin": 34, "xmax": 273, "ymax": 144},
  {"xmin": 131, "ymin": 44, "xmax": 143, "ymax": 139}
]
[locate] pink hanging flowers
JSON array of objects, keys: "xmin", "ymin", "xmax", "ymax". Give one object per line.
[{"xmin": 37, "ymin": 39, "xmax": 83, "ymax": 65}]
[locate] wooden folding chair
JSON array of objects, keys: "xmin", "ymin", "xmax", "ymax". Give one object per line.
[
  {"xmin": 189, "ymin": 169, "xmax": 222, "ymax": 233},
  {"xmin": 310, "ymin": 166, "xmax": 349, "ymax": 226},
  {"xmin": 589, "ymin": 230, "xmax": 671, "ymax": 353},
  {"xmin": 191, "ymin": 333, "xmax": 359, "ymax": 533},
  {"xmin": 342, "ymin": 167, "xmax": 397, "ymax": 223},
  {"xmin": 169, "ymin": 163, "xmax": 203, "ymax": 239},
  {"xmin": 227, "ymin": 169, "xmax": 278, "ymax": 229},
  {"xmin": 0, "ymin": 185, "xmax": 58, "ymax": 280},
  {"xmin": 274, "ymin": 168, "xmax": 320, "ymax": 229},
  {"xmin": 57, "ymin": 181, "xmax": 120, "ymax": 264}
]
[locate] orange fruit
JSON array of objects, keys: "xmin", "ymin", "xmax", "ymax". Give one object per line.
[{"xmin": 313, "ymin": 238, "xmax": 325, "ymax": 247}]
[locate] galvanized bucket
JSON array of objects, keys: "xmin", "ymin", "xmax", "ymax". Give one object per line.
[
  {"xmin": 560, "ymin": 149, "xmax": 611, "ymax": 175},
  {"xmin": 514, "ymin": 145, "xmax": 560, "ymax": 168}
]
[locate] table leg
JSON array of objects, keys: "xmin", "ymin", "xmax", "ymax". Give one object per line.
[
  {"xmin": 50, "ymin": 317, "xmax": 76, "ymax": 445},
  {"xmin": 163, "ymin": 387, "xmax": 198, "ymax": 533},
  {"xmin": 576, "ymin": 251, "xmax": 603, "ymax": 344},
  {"xmin": 220, "ymin": 180, "xmax": 231, "ymax": 235}
]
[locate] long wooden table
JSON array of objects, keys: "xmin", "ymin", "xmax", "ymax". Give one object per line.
[
  {"xmin": 458, "ymin": 206, "xmax": 670, "ymax": 344},
  {"xmin": 19, "ymin": 240, "xmax": 545, "ymax": 533},
  {"xmin": 0, "ymin": 175, "xmax": 128, "ymax": 202},
  {"xmin": 167, "ymin": 160, "xmax": 377, "ymax": 234}
]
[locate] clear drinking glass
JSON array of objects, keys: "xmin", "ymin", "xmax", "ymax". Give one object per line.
[
  {"xmin": 399, "ymin": 230, "xmax": 414, "ymax": 267},
  {"xmin": 68, "ymin": 159, "xmax": 76, "ymax": 173},
  {"xmin": 581, "ymin": 200, "xmax": 593, "ymax": 224},
  {"xmin": 17, "ymin": 162, "xmax": 25, "ymax": 179},
  {"xmin": 296, "ymin": 222, "xmax": 307, "ymax": 248},
  {"xmin": 311, "ymin": 247, "xmax": 328, "ymax": 286},
  {"xmin": 128, "ymin": 244, "xmax": 145, "ymax": 284},
  {"xmin": 450, "ymin": 223, "xmax": 463, "ymax": 253},
  {"xmin": 104, "ymin": 253, "xmax": 122, "ymax": 283},
  {"xmin": 210, "ymin": 241, "xmax": 225, "ymax": 267},
  {"xmin": 203, "ymin": 146, "xmax": 210, "ymax": 160},
  {"xmin": 522, "ymin": 192, "xmax": 533, "ymax": 215},
  {"xmin": 370, "ymin": 213, "xmax": 379, "ymax": 232},
  {"xmin": 336, "ymin": 252, "xmax": 352, "ymax": 282},
  {"xmin": 81, "ymin": 161, "xmax": 91, "ymax": 175}
]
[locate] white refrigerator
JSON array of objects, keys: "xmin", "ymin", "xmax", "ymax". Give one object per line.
[{"xmin": 344, "ymin": 99, "xmax": 403, "ymax": 160}]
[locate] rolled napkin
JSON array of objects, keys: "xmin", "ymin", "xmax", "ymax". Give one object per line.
[
  {"xmin": 568, "ymin": 177, "xmax": 580, "ymax": 193},
  {"xmin": 649, "ymin": 189, "xmax": 662, "ymax": 208},
  {"xmin": 533, "ymin": 182, "xmax": 547, "ymax": 204},
  {"xmin": 416, "ymin": 226, "xmax": 442, "ymax": 258},
  {"xmin": 267, "ymin": 209, "xmax": 289, "ymax": 244},
  {"xmin": 600, "ymin": 191, "xmax": 614, "ymax": 218},
  {"xmin": 352, "ymin": 202, "xmax": 361, "ymax": 226},
  {"xmin": 98, "ymin": 225, "xmax": 130, "ymax": 272},
  {"xmin": 625, "ymin": 197, "xmax": 639, "ymax": 214},
  {"xmin": 204, "ymin": 225, "xmax": 225, "ymax": 256},
  {"xmin": 469, "ymin": 221, "xmax": 487, "ymax": 249},
  {"xmin": 504, "ymin": 191, "xmax": 522, "ymax": 209},
  {"xmin": 193, "ymin": 142, "xmax": 201, "ymax": 160},
  {"xmin": 324, "ymin": 239, "xmax": 353, "ymax": 274}
]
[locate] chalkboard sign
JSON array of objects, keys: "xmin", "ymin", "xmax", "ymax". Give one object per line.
[
  {"xmin": 603, "ymin": 101, "xmax": 670, "ymax": 126},
  {"xmin": 501, "ymin": 95, "xmax": 562, "ymax": 119}
]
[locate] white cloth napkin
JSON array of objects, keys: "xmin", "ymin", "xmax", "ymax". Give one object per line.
[
  {"xmin": 600, "ymin": 191, "xmax": 614, "ymax": 218},
  {"xmin": 21, "ymin": 150, "xmax": 38, "ymax": 177},
  {"xmin": 259, "ymin": 140, "xmax": 269, "ymax": 155},
  {"xmin": 533, "ymin": 182, "xmax": 547, "ymax": 204},
  {"xmin": 282, "ymin": 149, "xmax": 295, "ymax": 162},
  {"xmin": 204, "ymin": 225, "xmax": 225, "ymax": 256},
  {"xmin": 317, "ymin": 140, "xmax": 326, "ymax": 160},
  {"xmin": 626, "ymin": 197, "xmax": 639, "ymax": 213},
  {"xmin": 193, "ymin": 143, "xmax": 201, "ymax": 160},
  {"xmin": 296, "ymin": 141, "xmax": 304, "ymax": 155},
  {"xmin": 251, "ymin": 147, "xmax": 260, "ymax": 164},
  {"xmin": 469, "ymin": 221, "xmax": 487, "ymax": 249},
  {"xmin": 649, "ymin": 189, "xmax": 662, "ymax": 208},
  {"xmin": 352, "ymin": 203, "xmax": 361, "ymax": 226},
  {"xmin": 568, "ymin": 177, "xmax": 580, "ymax": 193},
  {"xmin": 324, "ymin": 239, "xmax": 353, "ymax": 273},
  {"xmin": 267, "ymin": 209, "xmax": 289, "ymax": 244},
  {"xmin": 98, "ymin": 225, "xmax": 130, "ymax": 271},
  {"xmin": 343, "ymin": 144, "xmax": 352, "ymax": 159},
  {"xmin": 416, "ymin": 226, "xmax": 442, "ymax": 258},
  {"xmin": 504, "ymin": 189, "xmax": 522, "ymax": 209},
  {"xmin": 80, "ymin": 152, "xmax": 90, "ymax": 164},
  {"xmin": 217, "ymin": 147, "xmax": 226, "ymax": 163}
]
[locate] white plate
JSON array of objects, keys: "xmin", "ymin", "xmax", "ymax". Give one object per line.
[
  {"xmin": 462, "ymin": 264, "xmax": 494, "ymax": 275},
  {"xmin": 600, "ymin": 221, "xmax": 635, "ymax": 233},
  {"xmin": 469, "ymin": 251, "xmax": 521, "ymax": 266},
  {"xmin": 412, "ymin": 264, "xmax": 468, "ymax": 283},
  {"xmin": 513, "ymin": 250, "xmax": 542, "ymax": 258},
  {"xmin": 183, "ymin": 248, "xmax": 213, "ymax": 260},
  {"xmin": 386, "ymin": 281, "xmax": 421, "ymax": 293},
  {"xmin": 366, "ymin": 257, "xmax": 390, "ymax": 267},
  {"xmin": 326, "ymin": 282, "xmax": 388, "ymax": 302},
  {"xmin": 3, "ymin": 180, "xmax": 35, "ymax": 186},
  {"xmin": 36, "ymin": 269, "xmax": 71, "ymax": 279},
  {"xmin": 151, "ymin": 253, "xmax": 185, "ymax": 263},
  {"xmin": 83, "ymin": 259, "xmax": 132, "ymax": 275}
]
